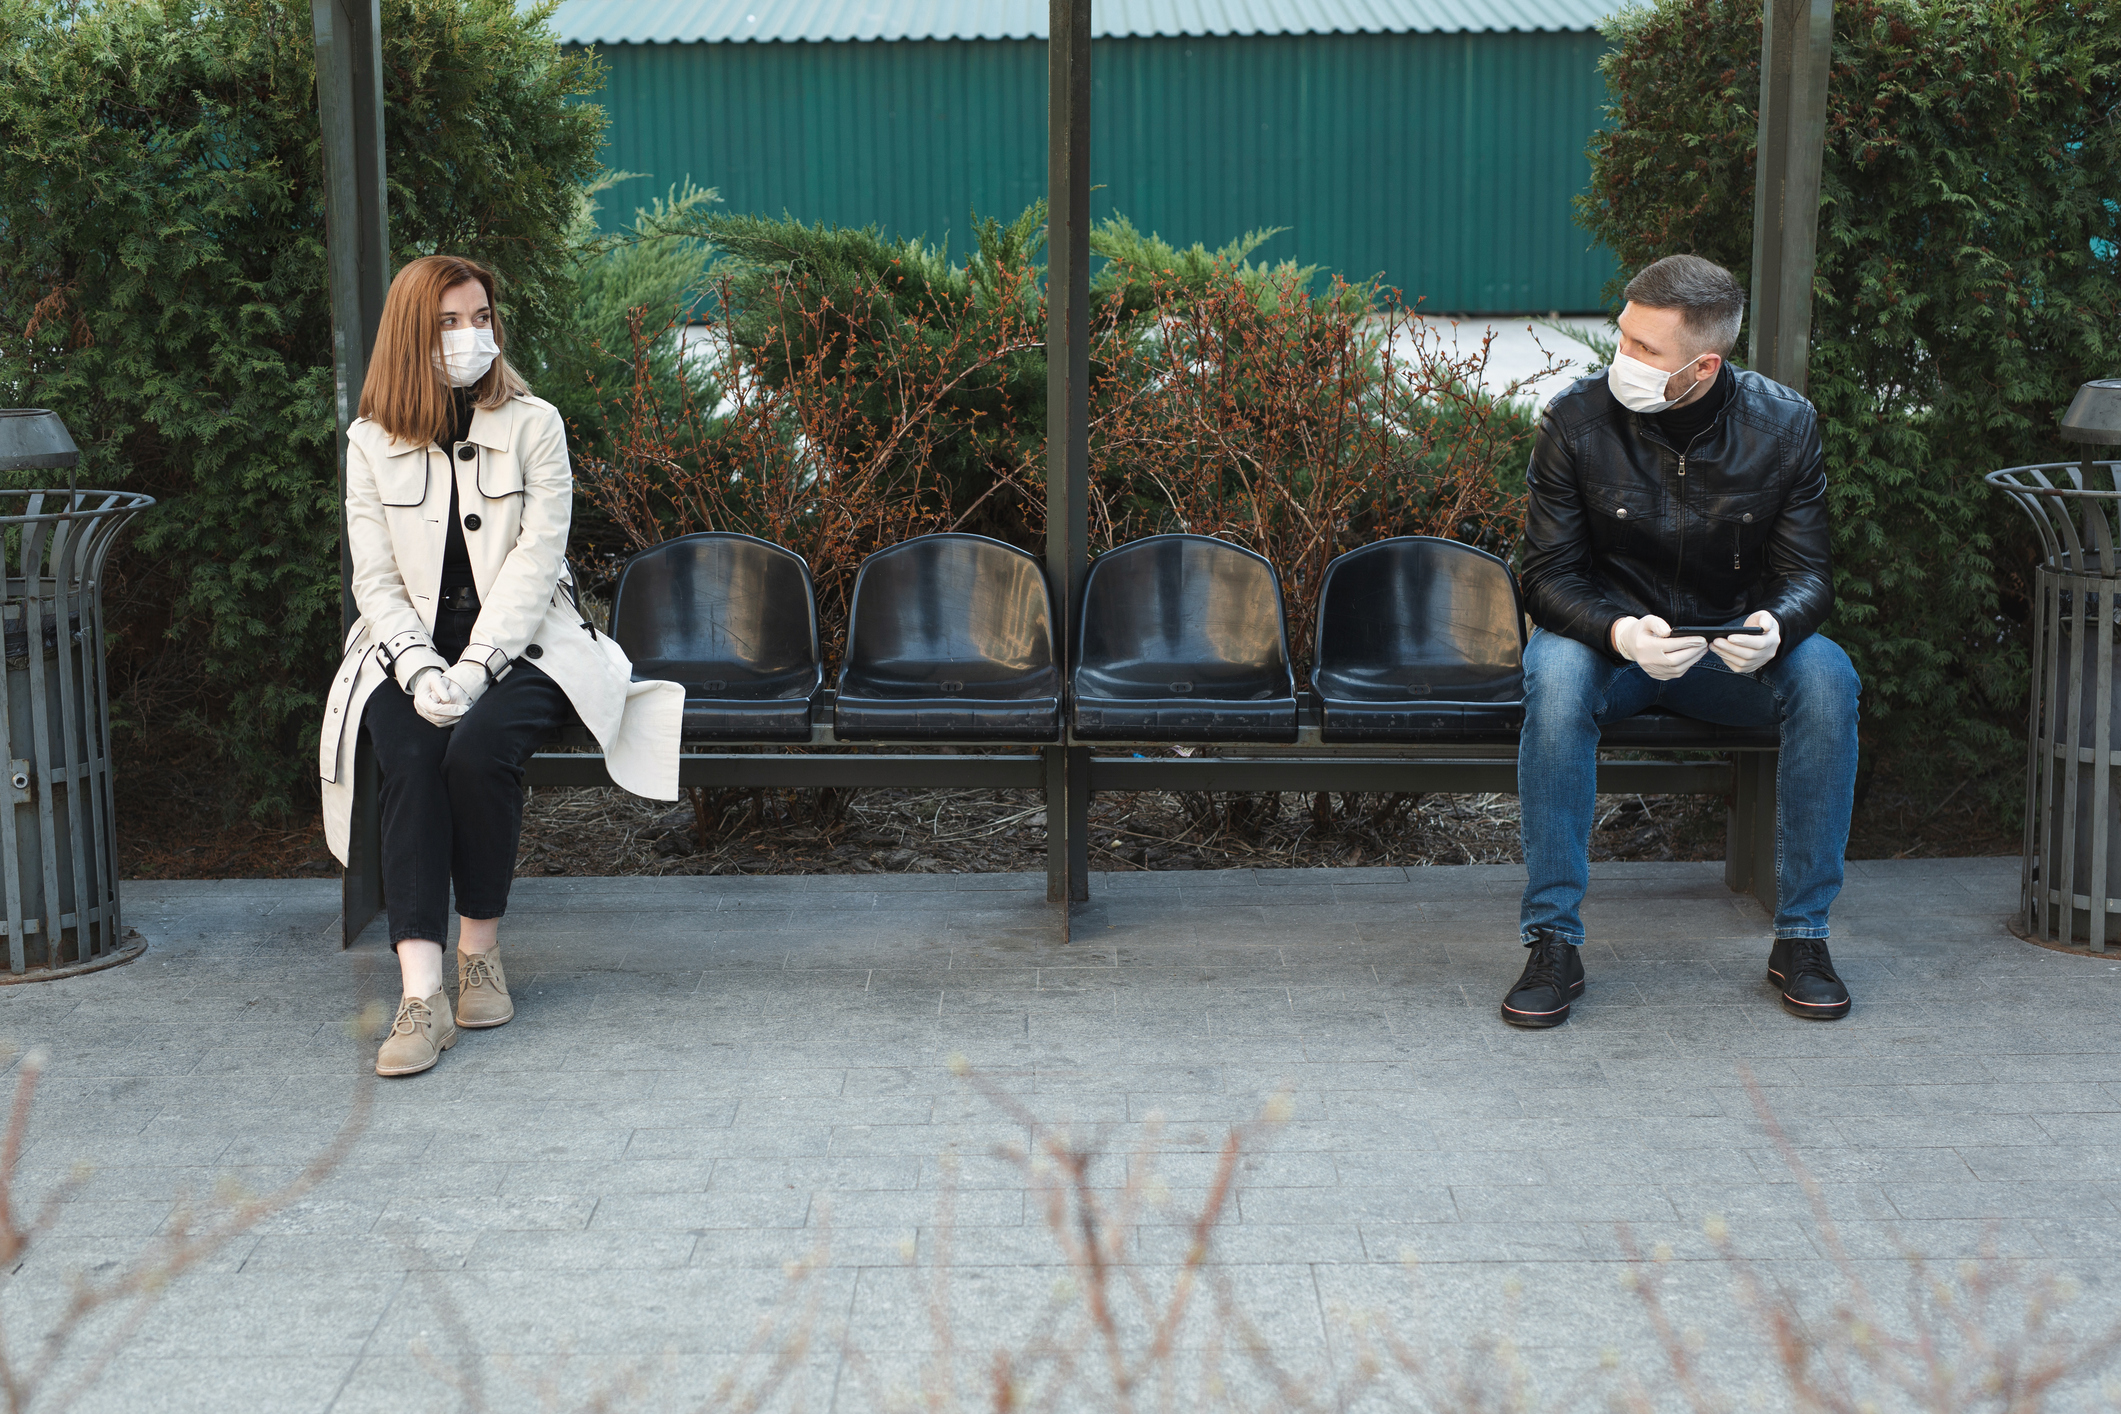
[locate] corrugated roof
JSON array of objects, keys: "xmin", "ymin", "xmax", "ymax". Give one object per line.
[{"xmin": 550, "ymin": 0, "xmax": 1614, "ymax": 45}]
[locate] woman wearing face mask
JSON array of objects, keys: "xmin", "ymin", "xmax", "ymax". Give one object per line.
[{"xmin": 319, "ymin": 255, "xmax": 683, "ymax": 1077}]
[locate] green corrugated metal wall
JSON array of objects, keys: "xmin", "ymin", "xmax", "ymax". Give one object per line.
[{"xmin": 583, "ymin": 32, "xmax": 1616, "ymax": 313}]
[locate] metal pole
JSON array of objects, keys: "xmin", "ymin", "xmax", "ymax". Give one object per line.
[
  {"xmin": 1044, "ymin": 0, "xmax": 1092, "ymax": 910},
  {"xmin": 313, "ymin": 0, "xmax": 390, "ymax": 947},
  {"xmin": 1745, "ymin": 0, "xmax": 1832, "ymax": 395}
]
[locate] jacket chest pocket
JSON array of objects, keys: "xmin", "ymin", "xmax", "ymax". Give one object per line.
[
  {"xmin": 376, "ymin": 456, "xmax": 429, "ymax": 508},
  {"xmin": 1696, "ymin": 492, "xmax": 1780, "ymax": 574},
  {"xmin": 1582, "ymin": 481, "xmax": 1666, "ymax": 533},
  {"xmin": 471, "ymin": 447, "xmax": 524, "ymax": 499}
]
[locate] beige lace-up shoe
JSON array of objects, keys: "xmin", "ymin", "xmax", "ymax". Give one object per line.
[
  {"xmin": 376, "ymin": 990, "xmax": 457, "ymax": 1077},
  {"xmin": 455, "ymin": 948, "xmax": 514, "ymax": 1029}
]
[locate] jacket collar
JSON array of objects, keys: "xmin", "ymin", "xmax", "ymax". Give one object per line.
[
  {"xmin": 1618, "ymin": 367, "xmax": 1741, "ymax": 456},
  {"xmin": 365, "ymin": 397, "xmax": 515, "ymax": 458},
  {"xmin": 466, "ymin": 400, "xmax": 512, "ymax": 453}
]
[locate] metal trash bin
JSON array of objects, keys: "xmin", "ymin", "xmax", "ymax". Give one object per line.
[
  {"xmin": 1987, "ymin": 380, "xmax": 2121, "ymax": 948},
  {"xmin": 0, "ymin": 411, "xmax": 154, "ymax": 977}
]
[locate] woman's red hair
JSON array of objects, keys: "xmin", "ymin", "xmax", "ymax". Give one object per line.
[{"xmin": 357, "ymin": 255, "xmax": 527, "ymax": 445}]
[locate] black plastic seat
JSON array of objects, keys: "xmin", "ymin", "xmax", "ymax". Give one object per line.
[
  {"xmin": 834, "ymin": 533, "xmax": 1060, "ymax": 741},
  {"xmin": 608, "ymin": 532, "xmax": 821, "ymax": 742},
  {"xmin": 1314, "ymin": 536, "xmax": 1780, "ymax": 750},
  {"xmin": 1072, "ymin": 534, "xmax": 1297, "ymax": 742},
  {"xmin": 1600, "ymin": 709, "xmax": 1780, "ymax": 750},
  {"xmin": 1315, "ymin": 537, "xmax": 1527, "ymax": 742}
]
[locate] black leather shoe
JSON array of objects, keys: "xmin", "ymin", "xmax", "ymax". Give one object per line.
[
  {"xmin": 1501, "ymin": 929, "xmax": 1585, "ymax": 1028},
  {"xmin": 1768, "ymin": 937, "xmax": 1851, "ymax": 1020}
]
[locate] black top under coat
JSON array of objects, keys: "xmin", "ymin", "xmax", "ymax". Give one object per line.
[{"xmin": 437, "ymin": 389, "xmax": 475, "ymax": 595}]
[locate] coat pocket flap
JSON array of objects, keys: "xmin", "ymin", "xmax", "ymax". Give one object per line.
[
  {"xmin": 376, "ymin": 457, "xmax": 429, "ymax": 507},
  {"xmin": 1582, "ymin": 481, "xmax": 1663, "ymax": 523},
  {"xmin": 1694, "ymin": 491, "xmax": 1780, "ymax": 525},
  {"xmin": 476, "ymin": 450, "xmax": 525, "ymax": 498}
]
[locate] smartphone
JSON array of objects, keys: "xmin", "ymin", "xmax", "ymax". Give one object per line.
[{"xmin": 1664, "ymin": 624, "xmax": 1766, "ymax": 638}]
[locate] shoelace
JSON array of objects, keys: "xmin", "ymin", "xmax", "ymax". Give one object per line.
[
  {"xmin": 1785, "ymin": 939, "xmax": 1840, "ymax": 983},
  {"xmin": 462, "ymin": 954, "xmax": 499, "ymax": 990},
  {"xmin": 391, "ymin": 995, "xmax": 432, "ymax": 1035},
  {"xmin": 1518, "ymin": 938, "xmax": 1569, "ymax": 993}
]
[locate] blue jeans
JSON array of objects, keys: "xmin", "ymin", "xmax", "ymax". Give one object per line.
[{"xmin": 1518, "ymin": 628, "xmax": 1860, "ymax": 945}]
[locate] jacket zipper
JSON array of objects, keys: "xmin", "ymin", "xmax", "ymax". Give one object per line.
[
  {"xmin": 1673, "ymin": 452, "xmax": 1687, "ymax": 606},
  {"xmin": 1648, "ymin": 405, "xmax": 1718, "ymax": 618},
  {"xmin": 1671, "ymin": 421, "xmax": 1717, "ymax": 612}
]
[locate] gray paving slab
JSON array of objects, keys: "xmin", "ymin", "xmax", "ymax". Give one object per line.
[{"xmin": 4, "ymin": 857, "xmax": 2118, "ymax": 1410}]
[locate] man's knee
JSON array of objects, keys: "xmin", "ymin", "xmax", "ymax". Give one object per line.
[
  {"xmin": 1523, "ymin": 630, "xmax": 1609, "ymax": 720},
  {"xmin": 1778, "ymin": 634, "xmax": 1861, "ymax": 724}
]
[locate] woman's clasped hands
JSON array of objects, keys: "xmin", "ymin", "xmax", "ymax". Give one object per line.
[{"xmin": 410, "ymin": 666, "xmax": 472, "ymax": 728}]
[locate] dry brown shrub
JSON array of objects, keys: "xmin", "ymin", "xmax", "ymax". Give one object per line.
[
  {"xmin": 1088, "ymin": 275, "xmax": 1555, "ymax": 657},
  {"xmin": 576, "ymin": 242, "xmax": 1548, "ymax": 671},
  {"xmin": 578, "ymin": 264, "xmax": 1045, "ymax": 661}
]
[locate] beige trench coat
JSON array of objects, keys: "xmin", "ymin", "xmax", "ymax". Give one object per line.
[{"xmin": 320, "ymin": 392, "xmax": 682, "ymax": 864}]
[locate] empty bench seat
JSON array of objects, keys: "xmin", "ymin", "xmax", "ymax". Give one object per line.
[
  {"xmin": 1314, "ymin": 536, "xmax": 1526, "ymax": 742},
  {"xmin": 609, "ymin": 532, "xmax": 821, "ymax": 742},
  {"xmin": 1072, "ymin": 534, "xmax": 1298, "ymax": 742},
  {"xmin": 833, "ymin": 534, "xmax": 1061, "ymax": 741}
]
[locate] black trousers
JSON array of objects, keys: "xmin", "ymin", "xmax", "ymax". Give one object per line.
[{"xmin": 361, "ymin": 648, "xmax": 573, "ymax": 946}]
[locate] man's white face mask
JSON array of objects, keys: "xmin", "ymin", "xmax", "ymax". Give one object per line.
[
  {"xmin": 1606, "ymin": 348, "xmax": 1708, "ymax": 414},
  {"xmin": 435, "ymin": 327, "xmax": 500, "ymax": 388}
]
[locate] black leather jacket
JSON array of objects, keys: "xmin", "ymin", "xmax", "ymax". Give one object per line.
[{"xmin": 1519, "ymin": 368, "xmax": 1833, "ymax": 665}]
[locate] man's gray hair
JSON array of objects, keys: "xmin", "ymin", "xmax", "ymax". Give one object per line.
[{"xmin": 1623, "ymin": 255, "xmax": 1745, "ymax": 357}]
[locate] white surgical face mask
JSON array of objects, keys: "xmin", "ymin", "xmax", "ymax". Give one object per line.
[
  {"xmin": 435, "ymin": 327, "xmax": 500, "ymax": 388},
  {"xmin": 1606, "ymin": 348, "xmax": 1708, "ymax": 414}
]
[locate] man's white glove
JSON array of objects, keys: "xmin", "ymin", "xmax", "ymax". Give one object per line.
[
  {"xmin": 1612, "ymin": 615, "xmax": 1709, "ymax": 681},
  {"xmin": 442, "ymin": 659, "xmax": 493, "ymax": 712},
  {"xmin": 1710, "ymin": 611, "xmax": 1781, "ymax": 675},
  {"xmin": 411, "ymin": 667, "xmax": 471, "ymax": 728}
]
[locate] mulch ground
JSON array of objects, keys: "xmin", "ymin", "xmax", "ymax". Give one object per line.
[{"xmin": 118, "ymin": 758, "xmax": 2017, "ymax": 882}]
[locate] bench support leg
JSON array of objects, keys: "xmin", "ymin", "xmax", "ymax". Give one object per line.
[
  {"xmin": 1044, "ymin": 745, "xmax": 1089, "ymax": 915},
  {"xmin": 1724, "ymin": 750, "xmax": 1779, "ymax": 917}
]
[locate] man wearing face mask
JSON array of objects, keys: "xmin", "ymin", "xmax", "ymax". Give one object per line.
[{"xmin": 1502, "ymin": 254, "xmax": 1860, "ymax": 1028}]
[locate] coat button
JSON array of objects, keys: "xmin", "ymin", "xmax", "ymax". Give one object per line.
[
  {"xmin": 525, "ymin": 644, "xmax": 543, "ymax": 659},
  {"xmin": 1742, "ymin": 512, "xmax": 1754, "ymax": 523},
  {"xmin": 457, "ymin": 446, "xmax": 476, "ymax": 461},
  {"xmin": 1616, "ymin": 507, "xmax": 1629, "ymax": 518},
  {"xmin": 464, "ymin": 514, "xmax": 481, "ymax": 531}
]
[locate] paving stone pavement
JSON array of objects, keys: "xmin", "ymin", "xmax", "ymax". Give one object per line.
[{"xmin": 6, "ymin": 857, "xmax": 2121, "ymax": 1411}]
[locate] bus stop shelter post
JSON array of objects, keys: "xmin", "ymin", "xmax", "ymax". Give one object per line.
[
  {"xmin": 1738, "ymin": 0, "xmax": 1829, "ymax": 917},
  {"xmin": 313, "ymin": 0, "xmax": 390, "ymax": 948},
  {"xmin": 1747, "ymin": 0, "xmax": 1831, "ymax": 395},
  {"xmin": 1045, "ymin": 0, "xmax": 1092, "ymax": 915}
]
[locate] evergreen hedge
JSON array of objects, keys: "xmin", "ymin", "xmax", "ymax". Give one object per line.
[
  {"xmin": 0, "ymin": 0, "xmax": 601, "ymax": 815},
  {"xmin": 1578, "ymin": 0, "xmax": 2121, "ymax": 780}
]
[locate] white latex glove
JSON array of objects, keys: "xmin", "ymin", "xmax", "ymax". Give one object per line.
[
  {"xmin": 1612, "ymin": 615, "xmax": 1709, "ymax": 681},
  {"xmin": 412, "ymin": 668, "xmax": 471, "ymax": 728},
  {"xmin": 1710, "ymin": 610, "xmax": 1781, "ymax": 674},
  {"xmin": 442, "ymin": 659, "xmax": 493, "ymax": 712}
]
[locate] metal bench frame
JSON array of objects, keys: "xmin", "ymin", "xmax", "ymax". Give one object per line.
[{"xmin": 521, "ymin": 689, "xmax": 1780, "ymax": 936}]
